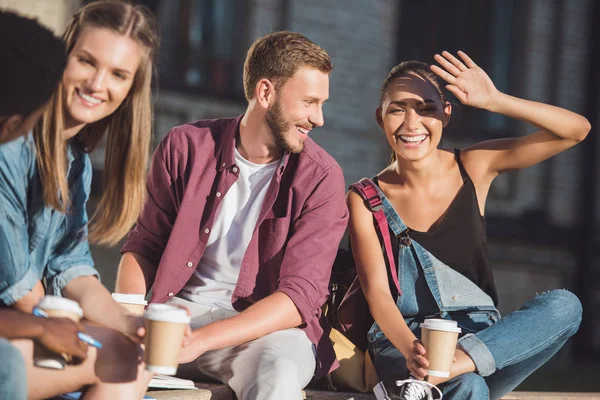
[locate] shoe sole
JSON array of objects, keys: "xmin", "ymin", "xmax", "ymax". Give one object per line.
[{"xmin": 373, "ymin": 382, "xmax": 390, "ymax": 400}]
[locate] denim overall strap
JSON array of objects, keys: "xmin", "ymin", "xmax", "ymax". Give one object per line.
[
  {"xmin": 350, "ymin": 178, "xmax": 400, "ymax": 293},
  {"xmin": 371, "ymin": 184, "xmax": 412, "ymax": 247}
]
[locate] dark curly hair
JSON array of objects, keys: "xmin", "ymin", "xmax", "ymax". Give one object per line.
[{"xmin": 0, "ymin": 10, "xmax": 66, "ymax": 117}]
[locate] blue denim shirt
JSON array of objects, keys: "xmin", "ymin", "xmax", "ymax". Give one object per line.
[{"xmin": 0, "ymin": 135, "xmax": 98, "ymax": 305}]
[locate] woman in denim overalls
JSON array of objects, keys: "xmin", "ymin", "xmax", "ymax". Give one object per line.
[{"xmin": 347, "ymin": 52, "xmax": 590, "ymax": 399}]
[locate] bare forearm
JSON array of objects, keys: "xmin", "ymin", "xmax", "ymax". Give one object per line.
[
  {"xmin": 62, "ymin": 276, "xmax": 129, "ymax": 333},
  {"xmin": 487, "ymin": 92, "xmax": 590, "ymax": 141},
  {"xmin": 0, "ymin": 309, "xmax": 45, "ymax": 339},
  {"xmin": 368, "ymin": 292, "xmax": 416, "ymax": 357},
  {"xmin": 192, "ymin": 291, "xmax": 302, "ymax": 352},
  {"xmin": 115, "ymin": 252, "xmax": 157, "ymax": 295}
]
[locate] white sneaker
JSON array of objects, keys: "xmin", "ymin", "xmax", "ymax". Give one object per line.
[{"xmin": 373, "ymin": 376, "xmax": 442, "ymax": 400}]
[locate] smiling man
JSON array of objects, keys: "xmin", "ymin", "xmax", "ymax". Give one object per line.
[{"xmin": 116, "ymin": 31, "xmax": 348, "ymax": 400}]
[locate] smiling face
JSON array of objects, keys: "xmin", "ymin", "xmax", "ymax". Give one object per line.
[
  {"xmin": 265, "ymin": 67, "xmax": 329, "ymax": 153},
  {"xmin": 378, "ymin": 73, "xmax": 451, "ymax": 162},
  {"xmin": 61, "ymin": 25, "xmax": 143, "ymax": 138}
]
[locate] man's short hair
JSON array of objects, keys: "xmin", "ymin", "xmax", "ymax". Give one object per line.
[
  {"xmin": 0, "ymin": 10, "xmax": 66, "ymax": 117},
  {"xmin": 243, "ymin": 31, "xmax": 333, "ymax": 101}
]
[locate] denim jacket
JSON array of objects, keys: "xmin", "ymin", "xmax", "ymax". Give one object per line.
[
  {"xmin": 367, "ymin": 184, "xmax": 501, "ymax": 344},
  {"xmin": 0, "ymin": 135, "xmax": 98, "ymax": 305}
]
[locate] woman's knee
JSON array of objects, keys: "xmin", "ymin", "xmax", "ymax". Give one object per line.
[
  {"xmin": 537, "ymin": 289, "xmax": 582, "ymax": 334},
  {"xmin": 0, "ymin": 340, "xmax": 27, "ymax": 399}
]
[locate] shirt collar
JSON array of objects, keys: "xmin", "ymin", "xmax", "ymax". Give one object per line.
[{"xmin": 218, "ymin": 114, "xmax": 291, "ymax": 176}]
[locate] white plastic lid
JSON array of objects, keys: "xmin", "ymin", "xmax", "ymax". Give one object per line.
[
  {"xmin": 420, "ymin": 318, "xmax": 462, "ymax": 333},
  {"xmin": 37, "ymin": 296, "xmax": 83, "ymax": 317},
  {"xmin": 112, "ymin": 293, "xmax": 148, "ymax": 305},
  {"xmin": 144, "ymin": 303, "xmax": 190, "ymax": 324}
]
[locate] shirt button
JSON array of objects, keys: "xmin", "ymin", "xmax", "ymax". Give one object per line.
[
  {"xmin": 216, "ymin": 192, "xmax": 221, "ymax": 197},
  {"xmin": 204, "ymin": 228, "xmax": 210, "ymax": 234},
  {"xmin": 232, "ymin": 167, "xmax": 238, "ymax": 173},
  {"xmin": 452, "ymin": 296, "xmax": 457, "ymax": 301},
  {"xmin": 187, "ymin": 261, "xmax": 193, "ymax": 267},
  {"xmin": 222, "ymin": 162, "xmax": 226, "ymax": 167},
  {"xmin": 168, "ymin": 292, "xmax": 174, "ymax": 297}
]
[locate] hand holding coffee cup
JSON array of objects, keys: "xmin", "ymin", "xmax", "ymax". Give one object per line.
[
  {"xmin": 33, "ymin": 296, "xmax": 84, "ymax": 369},
  {"xmin": 420, "ymin": 318, "xmax": 462, "ymax": 378},
  {"xmin": 37, "ymin": 317, "xmax": 88, "ymax": 360},
  {"xmin": 143, "ymin": 304, "xmax": 191, "ymax": 375}
]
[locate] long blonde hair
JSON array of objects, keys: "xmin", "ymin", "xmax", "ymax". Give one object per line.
[{"xmin": 34, "ymin": 0, "xmax": 159, "ymax": 246}]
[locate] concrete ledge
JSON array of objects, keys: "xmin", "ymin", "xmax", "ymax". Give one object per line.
[
  {"xmin": 502, "ymin": 393, "xmax": 600, "ymax": 400},
  {"xmin": 148, "ymin": 386, "xmax": 600, "ymax": 400}
]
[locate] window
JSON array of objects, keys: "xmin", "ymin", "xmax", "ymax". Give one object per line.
[
  {"xmin": 396, "ymin": 0, "xmax": 527, "ymax": 141},
  {"xmin": 139, "ymin": 0, "xmax": 249, "ymax": 98}
]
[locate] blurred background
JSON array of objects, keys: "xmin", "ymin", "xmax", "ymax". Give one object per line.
[{"xmin": 1, "ymin": 0, "xmax": 599, "ymax": 392}]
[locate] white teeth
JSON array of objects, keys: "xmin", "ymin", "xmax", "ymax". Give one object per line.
[
  {"xmin": 400, "ymin": 134, "xmax": 426, "ymax": 143},
  {"xmin": 77, "ymin": 89, "xmax": 102, "ymax": 105},
  {"xmin": 297, "ymin": 127, "xmax": 309, "ymax": 135}
]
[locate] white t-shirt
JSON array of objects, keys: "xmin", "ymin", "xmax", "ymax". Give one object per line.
[{"xmin": 179, "ymin": 148, "xmax": 279, "ymax": 309}]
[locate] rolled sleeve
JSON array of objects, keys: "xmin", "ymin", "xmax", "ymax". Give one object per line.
[
  {"xmin": 47, "ymin": 264, "xmax": 99, "ymax": 297},
  {"xmin": 121, "ymin": 135, "xmax": 179, "ymax": 266},
  {"xmin": 46, "ymin": 231, "xmax": 99, "ymax": 296},
  {"xmin": 277, "ymin": 165, "xmax": 348, "ymax": 324}
]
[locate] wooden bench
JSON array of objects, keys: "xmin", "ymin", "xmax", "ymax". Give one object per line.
[{"xmin": 147, "ymin": 384, "xmax": 600, "ymax": 400}]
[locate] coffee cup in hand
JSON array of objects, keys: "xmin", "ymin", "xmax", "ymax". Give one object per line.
[
  {"xmin": 33, "ymin": 296, "xmax": 83, "ymax": 369},
  {"xmin": 143, "ymin": 303, "xmax": 191, "ymax": 375},
  {"xmin": 420, "ymin": 318, "xmax": 462, "ymax": 378}
]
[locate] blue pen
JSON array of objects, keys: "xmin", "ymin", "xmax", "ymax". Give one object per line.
[
  {"xmin": 77, "ymin": 332, "xmax": 103, "ymax": 349},
  {"xmin": 32, "ymin": 306, "xmax": 103, "ymax": 349}
]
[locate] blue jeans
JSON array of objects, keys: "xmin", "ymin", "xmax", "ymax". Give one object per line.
[
  {"xmin": 370, "ymin": 289, "xmax": 582, "ymax": 400},
  {"xmin": 0, "ymin": 338, "xmax": 27, "ymax": 400}
]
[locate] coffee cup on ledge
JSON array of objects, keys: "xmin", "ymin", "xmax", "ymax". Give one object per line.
[
  {"xmin": 33, "ymin": 296, "xmax": 84, "ymax": 369},
  {"xmin": 420, "ymin": 318, "xmax": 462, "ymax": 378},
  {"xmin": 112, "ymin": 293, "xmax": 147, "ymax": 316},
  {"xmin": 143, "ymin": 303, "xmax": 191, "ymax": 375}
]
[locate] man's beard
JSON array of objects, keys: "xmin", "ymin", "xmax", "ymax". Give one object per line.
[{"xmin": 265, "ymin": 99, "xmax": 303, "ymax": 154}]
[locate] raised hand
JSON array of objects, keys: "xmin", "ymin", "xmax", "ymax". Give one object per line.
[
  {"xmin": 38, "ymin": 317, "xmax": 88, "ymax": 360},
  {"xmin": 431, "ymin": 51, "xmax": 499, "ymax": 110}
]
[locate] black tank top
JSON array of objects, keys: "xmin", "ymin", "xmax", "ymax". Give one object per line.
[{"xmin": 378, "ymin": 149, "xmax": 498, "ymax": 306}]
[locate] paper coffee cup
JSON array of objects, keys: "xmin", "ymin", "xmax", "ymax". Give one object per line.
[
  {"xmin": 112, "ymin": 293, "xmax": 148, "ymax": 316},
  {"xmin": 143, "ymin": 304, "xmax": 190, "ymax": 375},
  {"xmin": 420, "ymin": 318, "xmax": 461, "ymax": 378},
  {"xmin": 34, "ymin": 296, "xmax": 84, "ymax": 369}
]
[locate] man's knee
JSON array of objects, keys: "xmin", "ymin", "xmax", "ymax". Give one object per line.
[
  {"xmin": 443, "ymin": 372, "xmax": 489, "ymax": 399},
  {"xmin": 236, "ymin": 357, "xmax": 304, "ymax": 400}
]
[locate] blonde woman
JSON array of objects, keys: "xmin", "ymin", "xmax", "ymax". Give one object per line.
[{"xmin": 0, "ymin": 1, "xmax": 159, "ymax": 398}]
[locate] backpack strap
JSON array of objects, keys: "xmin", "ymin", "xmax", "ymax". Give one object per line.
[{"xmin": 349, "ymin": 178, "xmax": 401, "ymax": 294}]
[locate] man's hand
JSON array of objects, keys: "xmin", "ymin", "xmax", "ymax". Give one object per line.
[
  {"xmin": 37, "ymin": 317, "xmax": 88, "ymax": 360},
  {"xmin": 178, "ymin": 328, "xmax": 204, "ymax": 364}
]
